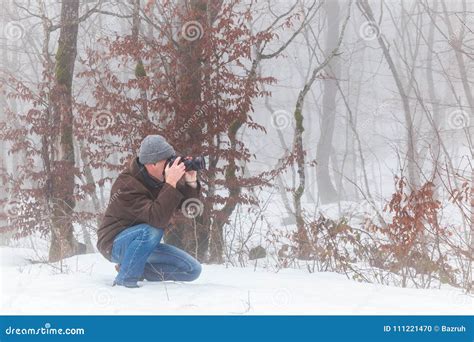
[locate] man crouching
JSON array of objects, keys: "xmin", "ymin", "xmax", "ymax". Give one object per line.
[{"xmin": 97, "ymin": 135, "xmax": 202, "ymax": 288}]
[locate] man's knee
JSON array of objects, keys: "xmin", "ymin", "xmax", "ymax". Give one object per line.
[
  {"xmin": 139, "ymin": 224, "xmax": 163, "ymax": 245},
  {"xmin": 188, "ymin": 262, "xmax": 202, "ymax": 281}
]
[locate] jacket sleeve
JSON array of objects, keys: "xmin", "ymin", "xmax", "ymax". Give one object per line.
[{"xmin": 117, "ymin": 179, "xmax": 184, "ymax": 228}]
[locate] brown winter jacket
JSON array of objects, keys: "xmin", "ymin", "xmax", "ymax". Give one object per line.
[{"xmin": 96, "ymin": 157, "xmax": 201, "ymax": 261}]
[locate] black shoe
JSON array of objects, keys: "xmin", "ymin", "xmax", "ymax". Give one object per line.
[
  {"xmin": 115, "ymin": 264, "xmax": 145, "ymax": 281},
  {"xmin": 112, "ymin": 280, "xmax": 140, "ymax": 288}
]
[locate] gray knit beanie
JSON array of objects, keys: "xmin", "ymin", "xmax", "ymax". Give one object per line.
[{"xmin": 138, "ymin": 135, "xmax": 176, "ymax": 164}]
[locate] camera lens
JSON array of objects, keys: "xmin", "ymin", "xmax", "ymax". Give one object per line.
[
  {"xmin": 167, "ymin": 155, "xmax": 206, "ymax": 171},
  {"xmin": 192, "ymin": 156, "xmax": 206, "ymax": 171}
]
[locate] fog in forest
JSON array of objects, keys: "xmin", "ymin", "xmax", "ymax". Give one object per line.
[{"xmin": 0, "ymin": 0, "xmax": 472, "ymax": 293}]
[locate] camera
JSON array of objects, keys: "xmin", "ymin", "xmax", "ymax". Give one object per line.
[{"xmin": 166, "ymin": 155, "xmax": 206, "ymax": 171}]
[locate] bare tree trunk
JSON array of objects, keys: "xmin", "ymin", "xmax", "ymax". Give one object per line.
[
  {"xmin": 291, "ymin": 1, "xmax": 350, "ymax": 258},
  {"xmin": 293, "ymin": 92, "xmax": 310, "ymax": 258},
  {"xmin": 440, "ymin": 1, "xmax": 474, "ymax": 113},
  {"xmin": 358, "ymin": 0, "xmax": 419, "ymax": 189},
  {"xmin": 165, "ymin": 0, "xmax": 210, "ymax": 261},
  {"xmin": 49, "ymin": 0, "xmax": 83, "ymax": 262},
  {"xmin": 470, "ymin": 168, "xmax": 473, "ymax": 291},
  {"xmin": 425, "ymin": 0, "xmax": 442, "ymax": 195},
  {"xmin": 0, "ymin": 4, "xmax": 10, "ymax": 243},
  {"xmin": 0, "ymin": 0, "xmax": 24, "ymax": 244},
  {"xmin": 316, "ymin": 0, "xmax": 340, "ymax": 204},
  {"xmin": 264, "ymin": 93, "xmax": 295, "ymax": 219},
  {"xmin": 132, "ymin": 0, "xmax": 149, "ymax": 121},
  {"xmin": 77, "ymin": 140, "xmax": 98, "ymax": 253}
]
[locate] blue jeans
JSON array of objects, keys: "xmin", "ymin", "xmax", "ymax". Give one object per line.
[{"xmin": 111, "ymin": 223, "xmax": 202, "ymax": 287}]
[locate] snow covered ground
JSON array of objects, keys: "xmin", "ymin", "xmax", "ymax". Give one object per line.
[{"xmin": 1, "ymin": 247, "xmax": 472, "ymax": 315}]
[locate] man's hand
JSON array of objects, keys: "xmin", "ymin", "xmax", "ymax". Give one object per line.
[
  {"xmin": 184, "ymin": 171, "xmax": 198, "ymax": 188},
  {"xmin": 184, "ymin": 170, "xmax": 197, "ymax": 182},
  {"xmin": 164, "ymin": 157, "xmax": 185, "ymax": 188}
]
